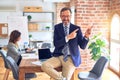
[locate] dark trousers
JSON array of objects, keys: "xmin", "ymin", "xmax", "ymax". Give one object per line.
[{"xmin": 17, "ymin": 55, "xmax": 22, "ymax": 66}]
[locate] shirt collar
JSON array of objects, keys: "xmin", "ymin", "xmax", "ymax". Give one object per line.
[{"xmin": 63, "ymin": 23, "xmax": 70, "ymax": 28}]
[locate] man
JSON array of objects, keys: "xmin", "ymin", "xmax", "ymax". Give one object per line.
[{"xmin": 41, "ymin": 7, "xmax": 92, "ymax": 80}]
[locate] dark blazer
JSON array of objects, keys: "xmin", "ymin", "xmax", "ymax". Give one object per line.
[{"xmin": 53, "ymin": 23, "xmax": 89, "ymax": 67}]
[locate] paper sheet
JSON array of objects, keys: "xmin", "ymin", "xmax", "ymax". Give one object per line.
[
  {"xmin": 31, "ymin": 61, "xmax": 42, "ymax": 66},
  {"xmin": 2, "ymin": 27, "xmax": 7, "ymax": 34},
  {"xmin": 21, "ymin": 53, "xmax": 38, "ymax": 59}
]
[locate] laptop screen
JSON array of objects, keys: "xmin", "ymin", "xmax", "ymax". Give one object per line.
[{"xmin": 38, "ymin": 48, "xmax": 52, "ymax": 59}]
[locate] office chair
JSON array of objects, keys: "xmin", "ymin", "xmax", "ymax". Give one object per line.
[
  {"xmin": 6, "ymin": 56, "xmax": 36, "ymax": 80},
  {"xmin": 78, "ymin": 56, "xmax": 108, "ymax": 80},
  {"xmin": 0, "ymin": 50, "xmax": 10, "ymax": 80},
  {"xmin": 41, "ymin": 43, "xmax": 51, "ymax": 49}
]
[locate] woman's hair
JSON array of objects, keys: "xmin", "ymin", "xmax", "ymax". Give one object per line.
[{"xmin": 9, "ymin": 30, "xmax": 21, "ymax": 43}]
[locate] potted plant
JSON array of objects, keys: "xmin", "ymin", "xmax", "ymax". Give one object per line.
[
  {"xmin": 27, "ymin": 15, "xmax": 32, "ymax": 21},
  {"xmin": 45, "ymin": 26, "xmax": 50, "ymax": 31},
  {"xmin": 88, "ymin": 33, "xmax": 109, "ymax": 61},
  {"xmin": 29, "ymin": 34, "xmax": 33, "ymax": 41}
]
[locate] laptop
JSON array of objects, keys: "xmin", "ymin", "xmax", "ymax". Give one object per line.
[{"xmin": 38, "ymin": 48, "xmax": 52, "ymax": 60}]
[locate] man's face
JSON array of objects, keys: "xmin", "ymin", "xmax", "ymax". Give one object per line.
[{"xmin": 60, "ymin": 10, "xmax": 71, "ymax": 26}]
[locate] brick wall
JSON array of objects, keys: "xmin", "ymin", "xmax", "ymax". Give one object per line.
[
  {"xmin": 75, "ymin": 0, "xmax": 110, "ymax": 70},
  {"xmin": 111, "ymin": 0, "xmax": 120, "ymax": 11},
  {"xmin": 110, "ymin": 0, "xmax": 120, "ymax": 16},
  {"xmin": 56, "ymin": 0, "xmax": 111, "ymax": 70},
  {"xmin": 75, "ymin": 0, "xmax": 110, "ymax": 38}
]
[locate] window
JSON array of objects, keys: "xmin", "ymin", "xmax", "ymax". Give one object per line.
[{"xmin": 110, "ymin": 13, "xmax": 120, "ymax": 76}]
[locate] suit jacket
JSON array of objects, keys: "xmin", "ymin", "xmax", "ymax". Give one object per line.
[
  {"xmin": 53, "ymin": 23, "xmax": 89, "ymax": 67},
  {"xmin": 7, "ymin": 42, "xmax": 22, "ymax": 65}
]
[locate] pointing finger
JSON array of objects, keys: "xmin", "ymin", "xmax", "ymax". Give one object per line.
[
  {"xmin": 73, "ymin": 29, "xmax": 79, "ymax": 33},
  {"xmin": 90, "ymin": 24, "xmax": 94, "ymax": 29}
]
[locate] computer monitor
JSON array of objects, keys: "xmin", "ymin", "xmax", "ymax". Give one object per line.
[{"xmin": 38, "ymin": 48, "xmax": 52, "ymax": 59}]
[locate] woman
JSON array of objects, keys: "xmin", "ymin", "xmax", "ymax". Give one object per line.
[
  {"xmin": 7, "ymin": 30, "xmax": 36, "ymax": 77},
  {"xmin": 7, "ymin": 30, "xmax": 32, "ymax": 66}
]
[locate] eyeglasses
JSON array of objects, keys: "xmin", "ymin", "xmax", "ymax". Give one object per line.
[{"xmin": 61, "ymin": 15, "xmax": 71, "ymax": 18}]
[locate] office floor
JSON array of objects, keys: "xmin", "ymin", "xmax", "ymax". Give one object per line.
[{"xmin": 0, "ymin": 57, "xmax": 119, "ymax": 80}]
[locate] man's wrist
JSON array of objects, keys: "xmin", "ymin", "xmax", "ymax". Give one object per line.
[{"xmin": 84, "ymin": 35, "xmax": 89, "ymax": 40}]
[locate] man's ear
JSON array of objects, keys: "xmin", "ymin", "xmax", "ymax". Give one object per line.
[{"xmin": 60, "ymin": 15, "xmax": 62, "ymax": 18}]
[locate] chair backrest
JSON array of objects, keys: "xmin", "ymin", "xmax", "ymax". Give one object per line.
[
  {"xmin": 90, "ymin": 56, "xmax": 108, "ymax": 78},
  {"xmin": 6, "ymin": 56, "xmax": 19, "ymax": 79},
  {"xmin": 41, "ymin": 43, "xmax": 51, "ymax": 49},
  {"xmin": 0, "ymin": 50, "xmax": 9, "ymax": 69}
]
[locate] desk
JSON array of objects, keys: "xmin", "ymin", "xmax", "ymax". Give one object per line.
[{"xmin": 19, "ymin": 58, "xmax": 75, "ymax": 80}]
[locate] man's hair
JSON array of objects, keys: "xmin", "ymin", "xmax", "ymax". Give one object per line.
[{"xmin": 60, "ymin": 7, "xmax": 72, "ymax": 14}]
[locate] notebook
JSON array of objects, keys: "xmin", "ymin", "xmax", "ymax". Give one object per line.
[{"xmin": 38, "ymin": 48, "xmax": 52, "ymax": 60}]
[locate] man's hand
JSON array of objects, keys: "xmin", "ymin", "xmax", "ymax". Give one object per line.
[
  {"xmin": 67, "ymin": 29, "xmax": 79, "ymax": 40},
  {"xmin": 84, "ymin": 25, "xmax": 93, "ymax": 38}
]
